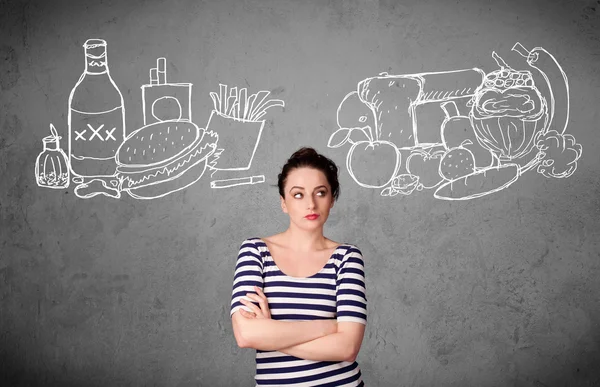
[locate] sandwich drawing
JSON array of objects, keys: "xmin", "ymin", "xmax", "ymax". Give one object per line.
[
  {"xmin": 328, "ymin": 41, "xmax": 581, "ymax": 201},
  {"xmin": 115, "ymin": 119, "xmax": 218, "ymax": 199}
]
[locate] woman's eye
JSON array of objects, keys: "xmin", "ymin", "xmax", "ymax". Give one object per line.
[
  {"xmin": 316, "ymin": 191, "xmax": 327, "ymax": 197},
  {"xmin": 293, "ymin": 193, "xmax": 303, "ymax": 199}
]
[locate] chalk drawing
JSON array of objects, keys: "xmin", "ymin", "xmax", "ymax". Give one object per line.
[
  {"xmin": 112, "ymin": 57, "xmax": 217, "ymax": 200},
  {"xmin": 37, "ymin": 43, "xmax": 220, "ymax": 199},
  {"xmin": 68, "ymin": 39, "xmax": 126, "ymax": 179},
  {"xmin": 205, "ymin": 84, "xmax": 284, "ymax": 188},
  {"xmin": 142, "ymin": 57, "xmax": 192, "ymax": 125},
  {"xmin": 37, "ymin": 41, "xmax": 288, "ymax": 198},
  {"xmin": 329, "ymin": 42, "xmax": 581, "ymax": 200},
  {"xmin": 210, "ymin": 175, "xmax": 266, "ymax": 189},
  {"xmin": 115, "ymin": 119, "xmax": 218, "ymax": 200},
  {"xmin": 35, "ymin": 124, "xmax": 70, "ymax": 189}
]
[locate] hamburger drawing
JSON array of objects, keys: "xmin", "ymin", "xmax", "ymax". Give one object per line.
[{"xmin": 115, "ymin": 119, "xmax": 218, "ymax": 199}]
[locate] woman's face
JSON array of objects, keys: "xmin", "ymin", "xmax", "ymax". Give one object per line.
[{"xmin": 281, "ymin": 167, "xmax": 334, "ymax": 231}]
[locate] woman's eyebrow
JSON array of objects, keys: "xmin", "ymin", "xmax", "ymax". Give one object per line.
[{"xmin": 289, "ymin": 185, "xmax": 327, "ymax": 192}]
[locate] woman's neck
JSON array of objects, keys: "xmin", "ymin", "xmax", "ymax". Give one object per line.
[{"xmin": 281, "ymin": 226, "xmax": 327, "ymax": 252}]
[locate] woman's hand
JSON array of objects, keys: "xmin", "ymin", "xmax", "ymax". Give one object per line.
[{"xmin": 239, "ymin": 286, "xmax": 271, "ymax": 319}]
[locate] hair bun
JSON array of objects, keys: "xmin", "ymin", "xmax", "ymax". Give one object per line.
[{"xmin": 277, "ymin": 147, "xmax": 340, "ymax": 200}]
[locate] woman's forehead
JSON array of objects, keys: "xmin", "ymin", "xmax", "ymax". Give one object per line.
[{"xmin": 285, "ymin": 167, "xmax": 329, "ymax": 187}]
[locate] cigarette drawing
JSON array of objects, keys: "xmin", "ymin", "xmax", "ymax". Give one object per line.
[
  {"xmin": 210, "ymin": 175, "xmax": 266, "ymax": 189},
  {"xmin": 329, "ymin": 41, "xmax": 581, "ymax": 201}
]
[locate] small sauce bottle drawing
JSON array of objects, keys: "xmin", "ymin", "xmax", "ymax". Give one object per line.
[
  {"xmin": 36, "ymin": 124, "xmax": 70, "ymax": 189},
  {"xmin": 68, "ymin": 38, "xmax": 125, "ymax": 178}
]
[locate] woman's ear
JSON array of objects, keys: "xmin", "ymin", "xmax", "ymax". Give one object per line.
[{"xmin": 280, "ymin": 196, "xmax": 288, "ymax": 214}]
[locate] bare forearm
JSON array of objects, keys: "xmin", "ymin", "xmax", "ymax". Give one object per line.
[
  {"xmin": 278, "ymin": 332, "xmax": 353, "ymax": 362},
  {"xmin": 241, "ymin": 318, "xmax": 336, "ymax": 351}
]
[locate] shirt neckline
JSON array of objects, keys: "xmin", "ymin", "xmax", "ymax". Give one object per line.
[{"xmin": 258, "ymin": 238, "xmax": 345, "ymax": 280}]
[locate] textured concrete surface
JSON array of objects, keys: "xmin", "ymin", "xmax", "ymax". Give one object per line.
[{"xmin": 1, "ymin": 0, "xmax": 600, "ymax": 385}]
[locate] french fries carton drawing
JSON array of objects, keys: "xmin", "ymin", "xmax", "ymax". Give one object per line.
[{"xmin": 206, "ymin": 84, "xmax": 285, "ymax": 174}]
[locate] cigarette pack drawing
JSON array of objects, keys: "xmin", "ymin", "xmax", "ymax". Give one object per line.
[
  {"xmin": 329, "ymin": 41, "xmax": 582, "ymax": 201},
  {"xmin": 142, "ymin": 57, "xmax": 192, "ymax": 125}
]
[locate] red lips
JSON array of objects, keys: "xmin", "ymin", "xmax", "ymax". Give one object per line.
[{"xmin": 305, "ymin": 214, "xmax": 319, "ymax": 220}]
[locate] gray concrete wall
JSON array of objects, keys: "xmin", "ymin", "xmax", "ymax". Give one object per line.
[{"xmin": 1, "ymin": 0, "xmax": 599, "ymax": 385}]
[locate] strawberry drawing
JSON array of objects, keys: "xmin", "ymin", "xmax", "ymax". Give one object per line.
[{"xmin": 439, "ymin": 147, "xmax": 475, "ymax": 180}]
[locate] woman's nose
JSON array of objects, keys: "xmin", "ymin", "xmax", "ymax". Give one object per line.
[{"xmin": 307, "ymin": 196, "xmax": 315, "ymax": 209}]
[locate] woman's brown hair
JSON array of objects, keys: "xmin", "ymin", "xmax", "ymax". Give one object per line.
[{"xmin": 277, "ymin": 147, "xmax": 340, "ymax": 200}]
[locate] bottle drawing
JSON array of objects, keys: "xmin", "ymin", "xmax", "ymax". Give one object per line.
[
  {"xmin": 68, "ymin": 38, "xmax": 125, "ymax": 178},
  {"xmin": 36, "ymin": 124, "xmax": 70, "ymax": 189}
]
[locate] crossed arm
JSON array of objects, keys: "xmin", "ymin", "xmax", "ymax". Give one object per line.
[{"xmin": 231, "ymin": 287, "xmax": 365, "ymax": 363}]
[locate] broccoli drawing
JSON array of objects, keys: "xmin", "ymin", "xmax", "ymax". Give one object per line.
[{"xmin": 534, "ymin": 130, "xmax": 582, "ymax": 178}]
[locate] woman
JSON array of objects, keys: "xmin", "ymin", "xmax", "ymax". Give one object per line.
[{"xmin": 230, "ymin": 147, "xmax": 368, "ymax": 386}]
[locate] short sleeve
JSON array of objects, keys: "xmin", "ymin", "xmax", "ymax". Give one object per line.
[
  {"xmin": 336, "ymin": 246, "xmax": 367, "ymax": 325},
  {"xmin": 230, "ymin": 239, "xmax": 264, "ymax": 316}
]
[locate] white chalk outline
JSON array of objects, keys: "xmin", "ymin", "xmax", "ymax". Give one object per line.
[
  {"xmin": 329, "ymin": 42, "xmax": 581, "ymax": 200},
  {"xmin": 63, "ymin": 48, "xmax": 217, "ymax": 199},
  {"xmin": 210, "ymin": 175, "xmax": 266, "ymax": 189},
  {"xmin": 115, "ymin": 119, "xmax": 218, "ymax": 200},
  {"xmin": 68, "ymin": 39, "xmax": 126, "ymax": 181},
  {"xmin": 35, "ymin": 124, "xmax": 70, "ymax": 189},
  {"xmin": 141, "ymin": 57, "xmax": 192, "ymax": 126},
  {"xmin": 205, "ymin": 84, "xmax": 284, "ymax": 186}
]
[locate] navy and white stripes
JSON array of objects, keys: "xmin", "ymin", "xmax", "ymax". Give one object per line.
[{"xmin": 231, "ymin": 238, "xmax": 367, "ymax": 386}]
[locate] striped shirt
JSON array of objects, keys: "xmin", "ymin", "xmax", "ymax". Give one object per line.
[{"xmin": 231, "ymin": 238, "xmax": 368, "ymax": 386}]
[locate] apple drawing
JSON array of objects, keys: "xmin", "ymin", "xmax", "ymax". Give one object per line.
[
  {"xmin": 405, "ymin": 150, "xmax": 445, "ymax": 189},
  {"xmin": 347, "ymin": 140, "xmax": 401, "ymax": 188}
]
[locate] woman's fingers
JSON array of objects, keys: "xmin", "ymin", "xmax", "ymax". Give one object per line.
[
  {"xmin": 246, "ymin": 293, "xmax": 269, "ymax": 313},
  {"xmin": 240, "ymin": 298, "xmax": 263, "ymax": 316},
  {"xmin": 245, "ymin": 293, "xmax": 267, "ymax": 308},
  {"xmin": 243, "ymin": 288, "xmax": 271, "ymax": 319},
  {"xmin": 239, "ymin": 308, "xmax": 256, "ymax": 318},
  {"xmin": 249, "ymin": 287, "xmax": 271, "ymax": 318}
]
